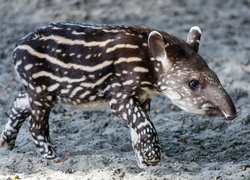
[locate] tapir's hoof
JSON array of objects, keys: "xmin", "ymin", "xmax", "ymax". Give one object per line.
[{"xmin": 0, "ymin": 138, "xmax": 5, "ymax": 146}]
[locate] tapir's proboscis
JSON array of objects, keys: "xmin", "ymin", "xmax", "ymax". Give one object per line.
[{"xmin": 0, "ymin": 22, "xmax": 237, "ymax": 168}]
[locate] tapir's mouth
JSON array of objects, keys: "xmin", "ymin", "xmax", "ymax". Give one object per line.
[
  {"xmin": 205, "ymin": 106, "xmax": 223, "ymax": 117},
  {"xmin": 205, "ymin": 105, "xmax": 237, "ymax": 120}
]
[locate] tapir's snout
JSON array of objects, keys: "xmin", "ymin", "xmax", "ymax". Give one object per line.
[
  {"xmin": 204, "ymin": 85, "xmax": 237, "ymax": 120},
  {"xmin": 218, "ymin": 93, "xmax": 237, "ymax": 120}
]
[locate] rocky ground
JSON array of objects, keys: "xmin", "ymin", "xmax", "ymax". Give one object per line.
[{"xmin": 0, "ymin": 0, "xmax": 249, "ymax": 179}]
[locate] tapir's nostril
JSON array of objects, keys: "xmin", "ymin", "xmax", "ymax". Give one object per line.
[{"xmin": 226, "ymin": 114, "xmax": 237, "ymax": 120}]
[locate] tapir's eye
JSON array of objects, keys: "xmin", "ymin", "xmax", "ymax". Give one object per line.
[{"xmin": 189, "ymin": 80, "xmax": 199, "ymax": 89}]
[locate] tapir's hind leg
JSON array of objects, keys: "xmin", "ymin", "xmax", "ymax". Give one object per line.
[
  {"xmin": 0, "ymin": 91, "xmax": 30, "ymax": 149},
  {"xmin": 28, "ymin": 104, "xmax": 56, "ymax": 159}
]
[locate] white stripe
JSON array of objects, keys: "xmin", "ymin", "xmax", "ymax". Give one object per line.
[
  {"xmin": 133, "ymin": 67, "xmax": 149, "ymax": 73},
  {"xmin": 40, "ymin": 35, "xmax": 114, "ymax": 47},
  {"xmin": 80, "ymin": 73, "xmax": 113, "ymax": 88},
  {"xmin": 106, "ymin": 44, "xmax": 139, "ymax": 53},
  {"xmin": 102, "ymin": 29, "xmax": 126, "ymax": 33},
  {"xmin": 114, "ymin": 57, "xmax": 142, "ymax": 65},
  {"xmin": 141, "ymin": 81, "xmax": 152, "ymax": 85},
  {"xmin": 18, "ymin": 45, "xmax": 113, "ymax": 72},
  {"xmin": 32, "ymin": 71, "xmax": 87, "ymax": 83}
]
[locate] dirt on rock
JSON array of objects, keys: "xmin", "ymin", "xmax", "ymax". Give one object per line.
[{"xmin": 0, "ymin": 0, "xmax": 249, "ymax": 179}]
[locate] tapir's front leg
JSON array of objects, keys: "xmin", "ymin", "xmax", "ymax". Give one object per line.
[{"xmin": 110, "ymin": 97, "xmax": 161, "ymax": 168}]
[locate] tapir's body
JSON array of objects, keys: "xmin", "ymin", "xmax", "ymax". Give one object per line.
[{"xmin": 0, "ymin": 22, "xmax": 236, "ymax": 168}]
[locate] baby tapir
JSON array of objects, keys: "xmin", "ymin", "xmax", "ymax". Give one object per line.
[{"xmin": 0, "ymin": 22, "xmax": 236, "ymax": 168}]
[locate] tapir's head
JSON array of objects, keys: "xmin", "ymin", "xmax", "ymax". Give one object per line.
[{"xmin": 148, "ymin": 26, "xmax": 237, "ymax": 120}]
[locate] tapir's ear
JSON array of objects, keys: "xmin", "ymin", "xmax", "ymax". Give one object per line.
[
  {"xmin": 148, "ymin": 31, "xmax": 169, "ymax": 68},
  {"xmin": 186, "ymin": 26, "xmax": 201, "ymax": 52}
]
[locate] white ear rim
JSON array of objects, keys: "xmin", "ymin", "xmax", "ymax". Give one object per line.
[
  {"xmin": 148, "ymin": 31, "xmax": 167, "ymax": 62},
  {"xmin": 187, "ymin": 26, "xmax": 202, "ymax": 52},
  {"xmin": 148, "ymin": 31, "xmax": 163, "ymax": 48},
  {"xmin": 189, "ymin": 26, "xmax": 201, "ymax": 34}
]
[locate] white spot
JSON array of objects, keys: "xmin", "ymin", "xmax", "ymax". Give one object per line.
[
  {"xmin": 42, "ymin": 85, "xmax": 47, "ymax": 90},
  {"xmin": 47, "ymin": 83, "xmax": 60, "ymax": 92},
  {"xmin": 110, "ymin": 98, "xmax": 117, "ymax": 104},
  {"xmin": 128, "ymin": 108, "xmax": 132, "ymax": 115},
  {"xmin": 122, "ymin": 94, "xmax": 127, "ymax": 99},
  {"xmin": 29, "ymin": 83, "xmax": 35, "ymax": 90},
  {"xmin": 122, "ymin": 112, "xmax": 128, "ymax": 120},
  {"xmin": 88, "ymin": 74, "xmax": 95, "ymax": 79},
  {"xmin": 118, "ymin": 105, "xmax": 124, "ymax": 111},
  {"xmin": 61, "ymin": 89, "xmax": 70, "ymax": 94},
  {"xmin": 70, "ymin": 87, "xmax": 83, "ymax": 98},
  {"xmin": 103, "ymin": 85, "xmax": 111, "ymax": 93},
  {"xmin": 55, "ymin": 49, "xmax": 62, "ymax": 53},
  {"xmin": 126, "ymin": 103, "xmax": 130, "ymax": 109},
  {"xmin": 72, "ymin": 30, "xmax": 86, "ymax": 35},
  {"xmin": 141, "ymin": 81, "xmax": 152, "ymax": 85},
  {"xmin": 79, "ymin": 91, "xmax": 90, "ymax": 99},
  {"xmin": 133, "ymin": 113, "xmax": 137, "ymax": 123},
  {"xmin": 21, "ymin": 79, "xmax": 28, "ymax": 86},
  {"xmin": 15, "ymin": 60, "xmax": 22, "ymax": 69},
  {"xmin": 37, "ymin": 135, "xmax": 44, "ymax": 140},
  {"xmin": 133, "ymin": 114, "xmax": 137, "ymax": 122},
  {"xmin": 36, "ymin": 86, "xmax": 42, "ymax": 93},
  {"xmin": 86, "ymin": 54, "xmax": 91, "ymax": 59},
  {"xmin": 122, "ymin": 80, "xmax": 134, "ymax": 86},
  {"xmin": 111, "ymin": 83, "xmax": 122, "ymax": 88},
  {"xmin": 33, "ymin": 139, "xmax": 39, "ymax": 145},
  {"xmin": 89, "ymin": 95, "xmax": 96, "ymax": 101},
  {"xmin": 33, "ymin": 101, "xmax": 43, "ymax": 106},
  {"xmin": 24, "ymin": 64, "xmax": 33, "ymax": 71},
  {"xmin": 116, "ymin": 92, "xmax": 122, "ymax": 98}
]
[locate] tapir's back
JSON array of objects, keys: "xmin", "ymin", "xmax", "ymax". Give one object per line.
[
  {"xmin": 14, "ymin": 22, "xmax": 152, "ymax": 70},
  {"xmin": 13, "ymin": 22, "xmax": 164, "ymax": 105}
]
